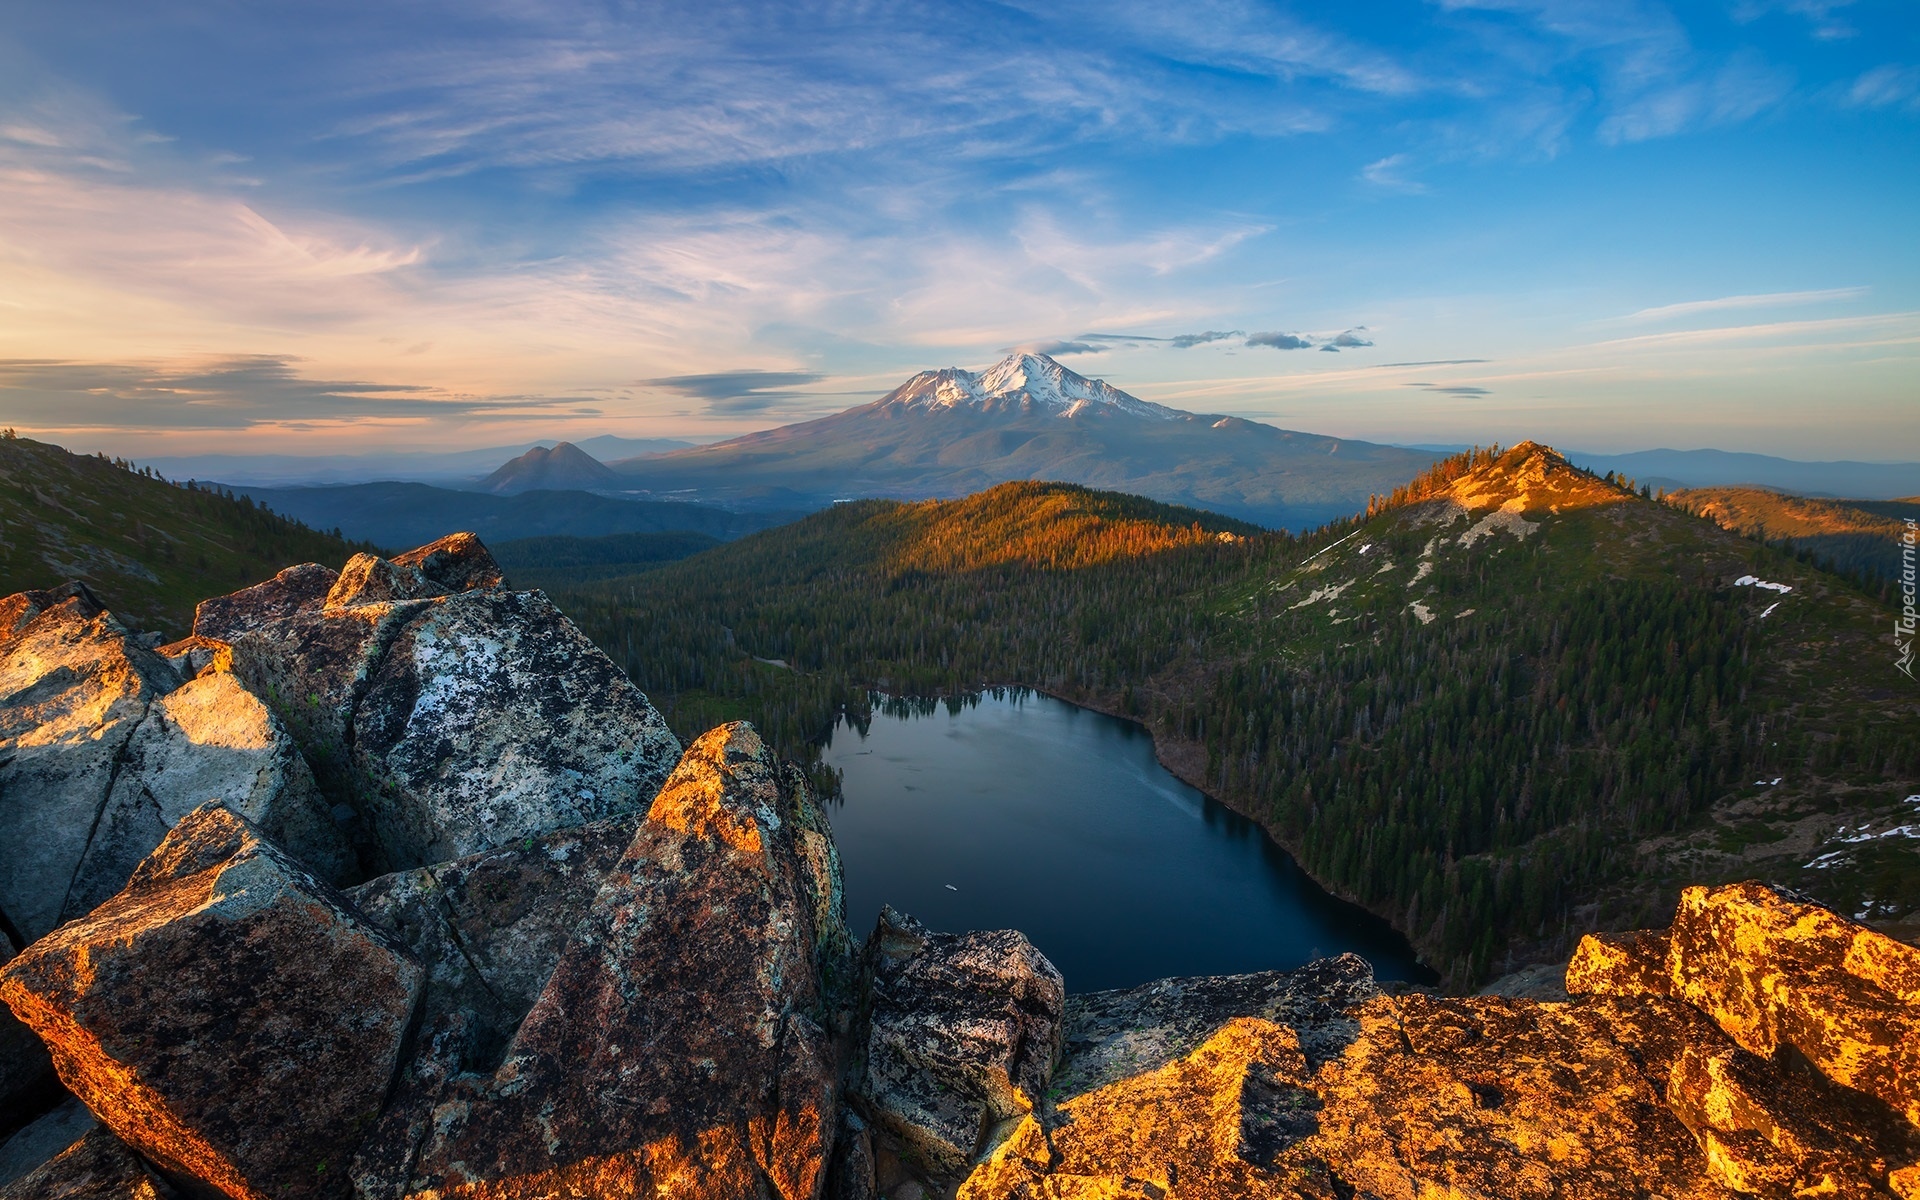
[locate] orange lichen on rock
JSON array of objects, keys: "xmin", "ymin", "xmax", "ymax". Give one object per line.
[
  {"xmin": 1665, "ymin": 882, "xmax": 1920, "ymax": 1133},
  {"xmin": 0, "ymin": 805, "xmax": 423, "ymax": 1200},
  {"xmin": 1047, "ymin": 1017, "xmax": 1317, "ymax": 1199},
  {"xmin": 1565, "ymin": 927, "xmax": 1673, "ymax": 998}
]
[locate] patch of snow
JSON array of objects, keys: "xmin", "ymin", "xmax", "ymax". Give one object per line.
[
  {"xmin": 1759, "ymin": 601, "xmax": 1781, "ymax": 619},
  {"xmin": 1409, "ymin": 602, "xmax": 1435, "ymax": 625},
  {"xmin": 1290, "ymin": 578, "xmax": 1356, "ymax": 609},
  {"xmin": 1357, "ymin": 543, "xmax": 1372, "ymax": 555},
  {"xmin": 1457, "ymin": 505, "xmax": 1538, "ymax": 548},
  {"xmin": 1733, "ymin": 575, "xmax": 1793, "ymax": 594},
  {"xmin": 1302, "ymin": 527, "xmax": 1367, "ymax": 564}
]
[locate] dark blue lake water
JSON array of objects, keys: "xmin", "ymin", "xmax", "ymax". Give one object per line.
[{"xmin": 820, "ymin": 688, "xmax": 1433, "ymax": 992}]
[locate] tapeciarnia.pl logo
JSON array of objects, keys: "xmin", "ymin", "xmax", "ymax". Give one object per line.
[{"xmin": 1899, "ymin": 517, "xmax": 1917, "ymax": 679}]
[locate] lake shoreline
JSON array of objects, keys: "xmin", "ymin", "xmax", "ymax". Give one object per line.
[{"xmin": 826, "ymin": 683, "xmax": 1435, "ymax": 990}]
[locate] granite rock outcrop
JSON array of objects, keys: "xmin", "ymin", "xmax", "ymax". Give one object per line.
[{"xmin": 202, "ymin": 535, "xmax": 682, "ymax": 874}]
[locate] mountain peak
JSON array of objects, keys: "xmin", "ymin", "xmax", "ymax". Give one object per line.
[
  {"xmin": 875, "ymin": 352, "xmax": 1181, "ymax": 420},
  {"xmin": 1441, "ymin": 441, "xmax": 1625, "ymax": 516},
  {"xmin": 481, "ymin": 441, "xmax": 614, "ymax": 495}
]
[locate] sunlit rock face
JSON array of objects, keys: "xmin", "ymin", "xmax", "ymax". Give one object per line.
[
  {"xmin": 948, "ymin": 890, "xmax": 1920, "ymax": 1200},
  {"xmin": 0, "ymin": 586, "xmax": 178, "ymax": 943},
  {"xmin": 391, "ymin": 722, "xmax": 852, "ymax": 1200},
  {"xmin": 195, "ymin": 534, "xmax": 682, "ymax": 874},
  {"xmin": 0, "ymin": 805, "xmax": 423, "ymax": 1200}
]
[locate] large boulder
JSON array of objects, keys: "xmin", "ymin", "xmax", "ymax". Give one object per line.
[
  {"xmin": 1666, "ymin": 881, "xmax": 1920, "ymax": 1134},
  {"xmin": 201, "ymin": 536, "xmax": 681, "ymax": 874},
  {"xmin": 61, "ymin": 669, "xmax": 353, "ymax": 921},
  {"xmin": 0, "ymin": 805, "xmax": 423, "ymax": 1200},
  {"xmin": 853, "ymin": 907, "xmax": 1065, "ymax": 1187},
  {"xmin": 191, "ymin": 563, "xmax": 338, "ymax": 643},
  {"xmin": 393, "ymin": 722, "xmax": 850, "ymax": 1200},
  {"xmin": 0, "ymin": 587, "xmax": 175, "ymax": 942},
  {"xmin": 348, "ymin": 586, "xmax": 681, "ymax": 868}
]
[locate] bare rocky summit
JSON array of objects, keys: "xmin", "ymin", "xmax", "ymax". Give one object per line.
[{"xmin": 2, "ymin": 539, "xmax": 1919, "ymax": 1199}]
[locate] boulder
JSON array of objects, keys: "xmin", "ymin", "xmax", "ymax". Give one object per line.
[
  {"xmin": 854, "ymin": 907, "xmax": 1065, "ymax": 1185},
  {"xmin": 347, "ymin": 586, "xmax": 681, "ymax": 869},
  {"xmin": 0, "ymin": 589, "xmax": 176, "ymax": 941},
  {"xmin": 1051, "ymin": 954, "xmax": 1378, "ymax": 1101},
  {"xmin": 0, "ymin": 1129, "xmax": 165, "ymax": 1200},
  {"xmin": 394, "ymin": 722, "xmax": 850, "ymax": 1200},
  {"xmin": 1564, "ymin": 927, "xmax": 1672, "ymax": 998},
  {"xmin": 191, "ymin": 563, "xmax": 338, "ymax": 643},
  {"xmin": 61, "ymin": 670, "xmax": 352, "ymax": 921},
  {"xmin": 200, "ymin": 538, "xmax": 681, "ymax": 874},
  {"xmin": 0, "ymin": 805, "xmax": 423, "ymax": 1200},
  {"xmin": 391, "ymin": 532, "xmax": 504, "ymax": 593},
  {"xmin": 1663, "ymin": 882, "xmax": 1920, "ymax": 1133},
  {"xmin": 344, "ymin": 818, "xmax": 639, "ymax": 1200}
]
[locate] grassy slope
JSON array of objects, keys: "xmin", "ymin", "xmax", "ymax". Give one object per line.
[
  {"xmin": 551, "ymin": 450, "xmax": 1919, "ymax": 986},
  {"xmin": 1670, "ymin": 485, "xmax": 1916, "ymax": 583},
  {"xmin": 0, "ymin": 435, "xmax": 371, "ymax": 637}
]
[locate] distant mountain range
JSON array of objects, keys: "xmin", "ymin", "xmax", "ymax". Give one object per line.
[
  {"xmin": 1565, "ymin": 448, "xmax": 1920, "ymax": 500},
  {"xmin": 135, "ymin": 435, "xmax": 698, "ymax": 488},
  {"xmin": 603, "ymin": 353, "xmax": 1439, "ymax": 529},
  {"xmin": 229, "ymin": 482, "xmax": 799, "ymax": 552}
]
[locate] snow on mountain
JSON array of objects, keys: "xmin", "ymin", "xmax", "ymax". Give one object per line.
[{"xmin": 875, "ymin": 352, "xmax": 1181, "ymax": 420}]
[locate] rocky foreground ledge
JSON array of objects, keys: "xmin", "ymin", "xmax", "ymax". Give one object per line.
[{"xmin": 1, "ymin": 538, "xmax": 1918, "ymax": 1199}]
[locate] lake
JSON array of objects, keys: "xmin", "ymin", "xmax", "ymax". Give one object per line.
[{"xmin": 820, "ymin": 687, "xmax": 1434, "ymax": 992}]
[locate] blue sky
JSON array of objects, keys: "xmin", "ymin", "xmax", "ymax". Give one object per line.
[{"xmin": 0, "ymin": 1, "xmax": 1914, "ymax": 458}]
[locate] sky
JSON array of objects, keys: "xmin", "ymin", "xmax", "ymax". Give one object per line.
[{"xmin": 0, "ymin": 0, "xmax": 1915, "ymax": 459}]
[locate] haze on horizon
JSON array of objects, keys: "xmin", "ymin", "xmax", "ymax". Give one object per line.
[{"xmin": 0, "ymin": 1, "xmax": 1914, "ymax": 462}]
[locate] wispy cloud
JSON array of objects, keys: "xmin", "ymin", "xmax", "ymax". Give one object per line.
[
  {"xmin": 0, "ymin": 356, "xmax": 586, "ymax": 431},
  {"xmin": 1620, "ymin": 287, "xmax": 1866, "ymax": 321},
  {"xmin": 637, "ymin": 369, "xmax": 828, "ymax": 415},
  {"xmin": 1361, "ymin": 154, "xmax": 1426, "ymax": 193}
]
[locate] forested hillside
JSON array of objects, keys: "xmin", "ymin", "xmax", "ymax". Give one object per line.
[
  {"xmin": 0, "ymin": 433, "xmax": 371, "ymax": 636},
  {"xmin": 549, "ymin": 447, "xmax": 1920, "ymax": 987}
]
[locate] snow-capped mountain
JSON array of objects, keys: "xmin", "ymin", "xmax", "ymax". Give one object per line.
[
  {"xmin": 610, "ymin": 354, "xmax": 1439, "ymax": 528},
  {"xmin": 877, "ymin": 353, "xmax": 1180, "ymax": 420}
]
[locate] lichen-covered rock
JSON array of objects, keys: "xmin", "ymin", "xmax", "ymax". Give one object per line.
[
  {"xmin": 202, "ymin": 537, "xmax": 680, "ymax": 874},
  {"xmin": 0, "ymin": 588, "xmax": 176, "ymax": 941},
  {"xmin": 192, "ymin": 563, "xmax": 338, "ymax": 642},
  {"xmin": 325, "ymin": 554, "xmax": 446, "ymax": 609},
  {"xmin": 1664, "ymin": 881, "xmax": 1920, "ymax": 1134},
  {"xmin": 0, "ymin": 805, "xmax": 423, "ymax": 1200},
  {"xmin": 1565, "ymin": 927, "xmax": 1672, "ymax": 998},
  {"xmin": 855, "ymin": 907, "xmax": 1065, "ymax": 1185},
  {"xmin": 1664, "ymin": 1036, "xmax": 1920, "ymax": 1198},
  {"xmin": 391, "ymin": 532, "xmax": 504, "ymax": 594},
  {"xmin": 0, "ymin": 1129, "xmax": 164, "ymax": 1200},
  {"xmin": 61, "ymin": 670, "xmax": 352, "ymax": 921},
  {"xmin": 1052, "ymin": 955, "xmax": 1378, "ymax": 1101},
  {"xmin": 344, "ymin": 818, "xmax": 638, "ymax": 1200},
  {"xmin": 348, "ymin": 586, "xmax": 681, "ymax": 869},
  {"xmin": 394, "ymin": 722, "xmax": 850, "ymax": 1200}
]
